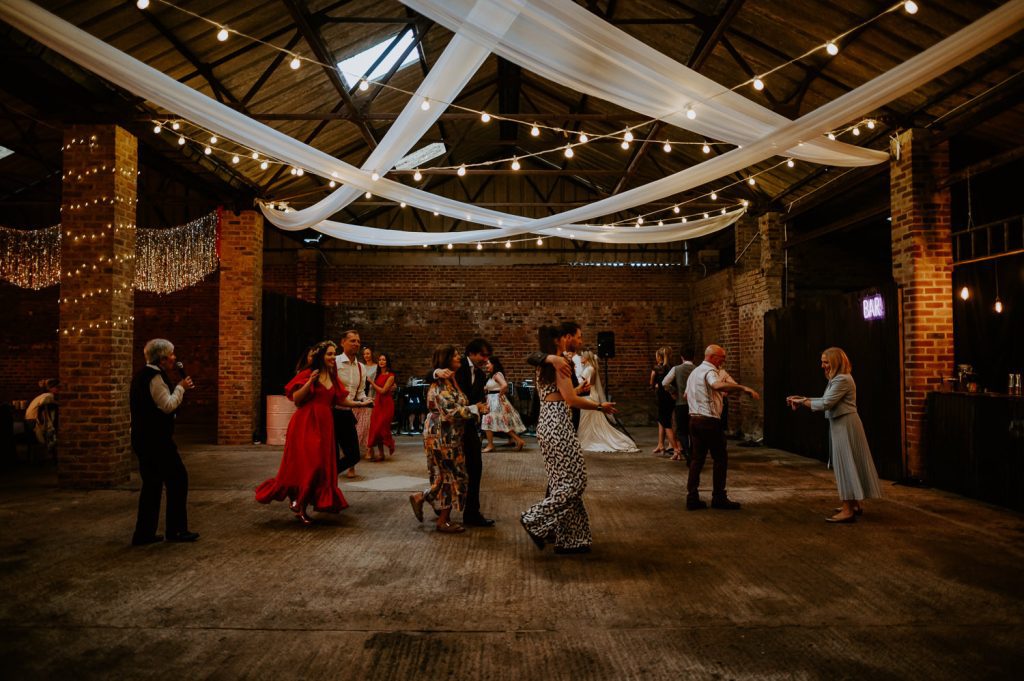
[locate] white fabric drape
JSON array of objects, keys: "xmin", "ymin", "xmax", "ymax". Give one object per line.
[
  {"xmin": 4, "ymin": 0, "xmax": 1021, "ymax": 245},
  {"xmin": 401, "ymin": 0, "xmax": 887, "ymax": 167}
]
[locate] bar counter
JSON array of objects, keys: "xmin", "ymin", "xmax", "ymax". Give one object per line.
[{"xmin": 926, "ymin": 392, "xmax": 1024, "ymax": 511}]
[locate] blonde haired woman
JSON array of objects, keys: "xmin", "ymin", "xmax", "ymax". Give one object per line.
[
  {"xmin": 577, "ymin": 351, "xmax": 637, "ymax": 453},
  {"xmin": 788, "ymin": 347, "xmax": 882, "ymax": 523}
]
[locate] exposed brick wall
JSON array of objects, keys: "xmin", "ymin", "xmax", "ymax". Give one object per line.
[
  {"xmin": 57, "ymin": 125, "xmax": 136, "ymax": 488},
  {"xmin": 218, "ymin": 210, "xmax": 263, "ymax": 444},
  {"xmin": 689, "ymin": 269, "xmax": 745, "ymax": 432},
  {"xmin": 295, "ymin": 248, "xmax": 319, "ymax": 303},
  {"xmin": 319, "ymin": 263, "xmax": 692, "ymax": 425},
  {"xmin": 890, "ymin": 129, "xmax": 953, "ymax": 479},
  {"xmin": 0, "ymin": 283, "xmax": 58, "ymax": 405},
  {"xmin": 134, "ymin": 271, "xmax": 219, "ymax": 425},
  {"xmin": 263, "ymin": 260, "xmax": 296, "ymax": 297}
]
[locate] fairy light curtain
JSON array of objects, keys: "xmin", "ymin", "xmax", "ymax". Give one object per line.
[
  {"xmin": 0, "ymin": 212, "xmax": 220, "ymax": 293},
  {"xmin": 0, "ymin": 224, "xmax": 61, "ymax": 289},
  {"xmin": 2, "ymin": 0, "xmax": 1022, "ymax": 246}
]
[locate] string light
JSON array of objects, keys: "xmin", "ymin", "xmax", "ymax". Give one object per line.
[
  {"xmin": 673, "ymin": 206, "xmax": 681, "ymax": 214},
  {"xmin": 960, "ymin": 286, "xmax": 970, "ymax": 300},
  {"xmin": 530, "ymin": 125, "xmax": 540, "ymax": 137},
  {"xmin": 662, "ymin": 142, "xmax": 672, "ymax": 153},
  {"xmin": 476, "ymin": 242, "xmax": 483, "ymax": 250},
  {"xmin": 371, "ymin": 171, "xmax": 380, "ymax": 181},
  {"xmin": 457, "ymin": 165, "xmax": 467, "ymax": 177},
  {"xmin": 136, "ymin": 0, "xmax": 150, "ymax": 8},
  {"xmin": 511, "ymin": 158, "xmax": 521, "ymax": 171},
  {"xmin": 209, "ymin": 135, "xmax": 218, "ymax": 144},
  {"xmin": 787, "ymin": 158, "xmax": 795, "ymax": 168},
  {"xmin": 505, "ymin": 241, "xmax": 512, "ymax": 248},
  {"xmin": 702, "ymin": 143, "xmax": 711, "ymax": 154},
  {"xmin": 536, "ymin": 238, "xmax": 543, "ymax": 246},
  {"xmin": 827, "ymin": 132, "xmax": 837, "ymax": 141},
  {"xmin": 748, "ymin": 177, "xmax": 756, "ymax": 185},
  {"xmin": 364, "ymin": 191, "xmax": 372, "ymax": 199},
  {"xmin": 413, "ymin": 169, "xmax": 423, "ymax": 181},
  {"xmin": 260, "ymin": 161, "xmax": 269, "ymax": 170},
  {"xmin": 420, "ymin": 98, "xmax": 430, "ymax": 111},
  {"xmin": 217, "ymin": 27, "xmax": 229, "ymax": 42},
  {"xmin": 204, "ymin": 146, "xmax": 212, "ymax": 155},
  {"xmin": 178, "ymin": 136, "xmax": 186, "ymax": 145},
  {"xmin": 289, "ymin": 55, "xmax": 301, "ymax": 70},
  {"xmin": 753, "ymin": 77, "xmax": 765, "ymax": 91},
  {"xmin": 400, "ymin": 202, "xmax": 406, "ymax": 208},
  {"xmin": 624, "ymin": 131, "xmax": 634, "ymax": 143},
  {"xmin": 621, "ymin": 140, "xmax": 630, "ymax": 150},
  {"xmin": 564, "ymin": 145, "xmax": 574, "ymax": 158},
  {"xmin": 825, "ymin": 41, "xmax": 839, "ymax": 56},
  {"xmin": 153, "ymin": 124, "xmax": 162, "ymax": 134},
  {"xmin": 480, "ymin": 112, "xmax": 491, "ymax": 123},
  {"xmin": 710, "ymin": 192, "xmax": 717, "ymax": 201},
  {"xmin": 231, "ymin": 155, "xmax": 239, "ymax": 164},
  {"xmin": 578, "ymin": 132, "xmax": 589, "ymax": 144},
  {"xmin": 171, "ymin": 122, "xmax": 180, "ymax": 131},
  {"xmin": 447, "ymin": 243, "xmax": 453, "ymax": 250},
  {"xmin": 904, "ymin": 1, "xmax": 919, "ymax": 14},
  {"xmin": 685, "ymin": 107, "xmax": 696, "ymax": 120},
  {"xmin": 995, "ymin": 298, "xmax": 1003, "ymax": 313},
  {"xmin": 359, "ymin": 79, "xmax": 369, "ymax": 91},
  {"xmin": 867, "ymin": 119, "xmax": 876, "ymax": 129},
  {"xmin": 852, "ymin": 126, "xmax": 860, "ymax": 136}
]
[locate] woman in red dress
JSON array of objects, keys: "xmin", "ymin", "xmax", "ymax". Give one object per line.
[
  {"xmin": 367, "ymin": 352, "xmax": 396, "ymax": 461},
  {"xmin": 256, "ymin": 341, "xmax": 363, "ymax": 525}
]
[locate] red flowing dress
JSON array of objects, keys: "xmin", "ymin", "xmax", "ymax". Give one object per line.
[
  {"xmin": 255, "ymin": 370, "xmax": 349, "ymax": 512},
  {"xmin": 367, "ymin": 370, "xmax": 395, "ymax": 451}
]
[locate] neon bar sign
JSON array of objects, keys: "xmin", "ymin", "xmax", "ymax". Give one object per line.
[{"xmin": 862, "ymin": 293, "xmax": 885, "ymax": 320}]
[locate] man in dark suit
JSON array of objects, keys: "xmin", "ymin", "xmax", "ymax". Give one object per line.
[{"xmin": 455, "ymin": 338, "xmax": 495, "ymax": 526}]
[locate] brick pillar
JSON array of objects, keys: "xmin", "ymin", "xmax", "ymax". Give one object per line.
[
  {"xmin": 218, "ymin": 210, "xmax": 263, "ymax": 444},
  {"xmin": 733, "ymin": 212, "xmax": 785, "ymax": 439},
  {"xmin": 890, "ymin": 129, "xmax": 953, "ymax": 479},
  {"xmin": 295, "ymin": 248, "xmax": 319, "ymax": 303},
  {"xmin": 58, "ymin": 125, "xmax": 137, "ymax": 488}
]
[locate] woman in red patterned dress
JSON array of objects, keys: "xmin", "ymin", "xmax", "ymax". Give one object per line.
[
  {"xmin": 367, "ymin": 352, "xmax": 396, "ymax": 461},
  {"xmin": 255, "ymin": 341, "xmax": 363, "ymax": 525}
]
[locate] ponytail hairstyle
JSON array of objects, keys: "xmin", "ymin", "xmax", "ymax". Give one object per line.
[{"xmin": 537, "ymin": 325, "xmax": 560, "ymax": 384}]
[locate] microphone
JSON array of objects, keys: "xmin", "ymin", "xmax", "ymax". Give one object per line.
[{"xmin": 174, "ymin": 361, "xmax": 187, "ymax": 376}]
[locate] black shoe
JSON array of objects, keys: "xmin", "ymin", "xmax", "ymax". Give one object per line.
[
  {"xmin": 166, "ymin": 531, "xmax": 200, "ymax": 542},
  {"xmin": 553, "ymin": 545, "xmax": 592, "ymax": 555},
  {"xmin": 519, "ymin": 515, "xmax": 546, "ymax": 550},
  {"xmin": 686, "ymin": 498, "xmax": 707, "ymax": 511},
  {"xmin": 463, "ymin": 515, "xmax": 496, "ymax": 527},
  {"xmin": 131, "ymin": 534, "xmax": 163, "ymax": 546},
  {"xmin": 711, "ymin": 498, "xmax": 741, "ymax": 510}
]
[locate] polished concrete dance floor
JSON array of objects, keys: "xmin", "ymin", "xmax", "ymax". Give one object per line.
[{"xmin": 1, "ymin": 428, "xmax": 1022, "ymax": 679}]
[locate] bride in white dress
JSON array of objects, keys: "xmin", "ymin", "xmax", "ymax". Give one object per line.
[{"xmin": 576, "ymin": 351, "xmax": 638, "ymax": 453}]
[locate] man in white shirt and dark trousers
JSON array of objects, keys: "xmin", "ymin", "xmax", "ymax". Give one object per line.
[
  {"xmin": 129, "ymin": 338, "xmax": 199, "ymax": 545},
  {"xmin": 684, "ymin": 344, "xmax": 760, "ymax": 511},
  {"xmin": 335, "ymin": 330, "xmax": 373, "ymax": 478}
]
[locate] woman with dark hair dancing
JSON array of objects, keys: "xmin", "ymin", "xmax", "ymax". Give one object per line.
[
  {"xmin": 367, "ymin": 352, "xmax": 396, "ymax": 461},
  {"xmin": 256, "ymin": 341, "xmax": 364, "ymax": 526},
  {"xmin": 522, "ymin": 322, "xmax": 616, "ymax": 554}
]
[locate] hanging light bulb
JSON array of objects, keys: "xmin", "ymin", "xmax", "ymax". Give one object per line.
[
  {"xmin": 748, "ymin": 177, "xmax": 756, "ymax": 185},
  {"xmin": 153, "ymin": 124, "xmax": 162, "ymax": 134},
  {"xmin": 505, "ymin": 240, "xmax": 512, "ymax": 249},
  {"xmin": 741, "ymin": 199, "xmax": 750, "ymax": 207},
  {"xmin": 657, "ymin": 221, "xmax": 664, "ymax": 227},
  {"xmin": 721, "ymin": 208, "xmax": 728, "ymax": 215},
  {"xmin": 530, "ymin": 124, "xmax": 540, "ymax": 137},
  {"xmin": 904, "ymin": 1, "xmax": 919, "ymax": 14},
  {"xmin": 433, "ymin": 211, "xmax": 439, "ymax": 216},
  {"xmin": 686, "ymin": 106, "xmax": 697, "ymax": 120},
  {"xmin": 753, "ymin": 77, "xmax": 765, "ymax": 91},
  {"xmin": 400, "ymin": 202, "xmax": 407, "ymax": 208},
  {"xmin": 867, "ymin": 119, "xmax": 876, "ymax": 130},
  {"xmin": 289, "ymin": 168, "xmax": 297, "ymax": 176},
  {"xmin": 702, "ymin": 142, "xmax": 711, "ymax": 154},
  {"xmin": 413, "ymin": 169, "xmax": 423, "ymax": 181},
  {"xmin": 420, "ymin": 98, "xmax": 431, "ymax": 111},
  {"xmin": 260, "ymin": 160, "xmax": 269, "ymax": 170},
  {"xmin": 328, "ymin": 180, "xmax": 336, "ymax": 188},
  {"xmin": 457, "ymin": 165, "xmax": 467, "ymax": 177},
  {"xmin": 995, "ymin": 298, "xmax": 1003, "ymax": 313},
  {"xmin": 624, "ymin": 131, "xmax": 634, "ymax": 143},
  {"xmin": 289, "ymin": 55, "xmax": 301, "ymax": 70},
  {"xmin": 251, "ymin": 151, "xmax": 259, "ymax": 160},
  {"xmin": 827, "ymin": 132, "xmax": 837, "ymax": 141},
  {"xmin": 231, "ymin": 155, "xmax": 240, "ymax": 164},
  {"xmin": 480, "ymin": 112, "xmax": 491, "ymax": 123},
  {"xmin": 710, "ymin": 191, "xmax": 717, "ymax": 201},
  {"xmin": 171, "ymin": 121, "xmax": 180, "ymax": 131},
  {"xmin": 203, "ymin": 146, "xmax": 212, "ymax": 155},
  {"xmin": 621, "ymin": 141, "xmax": 630, "ymax": 150},
  {"xmin": 825, "ymin": 41, "xmax": 839, "ymax": 56},
  {"xmin": 637, "ymin": 217, "xmax": 644, "ymax": 225},
  {"xmin": 787, "ymin": 158, "xmax": 795, "ymax": 168},
  {"xmin": 209, "ymin": 135, "xmax": 218, "ymax": 144},
  {"xmin": 364, "ymin": 191, "xmax": 372, "ymax": 199},
  {"xmin": 447, "ymin": 243, "xmax": 453, "ymax": 250},
  {"xmin": 476, "ymin": 242, "xmax": 483, "ymax": 250},
  {"xmin": 662, "ymin": 142, "xmax": 672, "ymax": 153},
  {"xmin": 177, "ymin": 136, "xmax": 186, "ymax": 146},
  {"xmin": 511, "ymin": 157, "xmax": 521, "ymax": 171},
  {"xmin": 578, "ymin": 132, "xmax": 589, "ymax": 144},
  {"xmin": 358, "ymin": 79, "xmax": 369, "ymax": 91},
  {"xmin": 681, "ymin": 217, "xmax": 688, "ymax": 223},
  {"xmin": 136, "ymin": 0, "xmax": 150, "ymax": 8},
  {"xmin": 536, "ymin": 238, "xmax": 543, "ymax": 246},
  {"xmin": 960, "ymin": 286, "xmax": 970, "ymax": 300},
  {"xmin": 371, "ymin": 171, "xmax": 380, "ymax": 181},
  {"xmin": 703, "ymin": 213, "xmax": 709, "ymax": 219},
  {"xmin": 296, "ymin": 168, "xmax": 304, "ymax": 176},
  {"xmin": 673, "ymin": 205, "xmax": 681, "ymax": 214},
  {"xmin": 217, "ymin": 27, "xmax": 229, "ymax": 42},
  {"xmin": 564, "ymin": 145, "xmax": 574, "ymax": 158},
  {"xmin": 852, "ymin": 126, "xmax": 861, "ymax": 136}
]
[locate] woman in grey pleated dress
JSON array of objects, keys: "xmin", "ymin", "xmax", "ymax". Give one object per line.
[{"xmin": 787, "ymin": 347, "xmax": 881, "ymax": 523}]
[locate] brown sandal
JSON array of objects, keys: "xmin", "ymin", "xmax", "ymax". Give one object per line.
[{"xmin": 436, "ymin": 521, "xmax": 465, "ymax": 534}]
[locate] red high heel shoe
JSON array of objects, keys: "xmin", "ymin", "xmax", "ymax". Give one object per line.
[{"xmin": 289, "ymin": 500, "xmax": 313, "ymax": 526}]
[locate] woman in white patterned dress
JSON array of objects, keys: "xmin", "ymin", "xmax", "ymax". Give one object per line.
[{"xmin": 480, "ymin": 357, "xmax": 527, "ymax": 452}]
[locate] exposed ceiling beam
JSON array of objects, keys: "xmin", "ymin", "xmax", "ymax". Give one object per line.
[
  {"xmin": 231, "ymin": 112, "xmax": 658, "ymax": 122},
  {"xmin": 687, "ymin": 0, "xmax": 745, "ymax": 70},
  {"xmin": 939, "ymin": 145, "xmax": 1024, "ymax": 189},
  {"xmin": 613, "ymin": 122, "xmax": 663, "ymax": 195}
]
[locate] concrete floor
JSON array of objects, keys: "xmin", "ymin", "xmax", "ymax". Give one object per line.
[{"xmin": 1, "ymin": 427, "xmax": 1022, "ymax": 680}]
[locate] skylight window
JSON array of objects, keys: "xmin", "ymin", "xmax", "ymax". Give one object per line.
[{"xmin": 338, "ymin": 32, "xmax": 418, "ymax": 88}]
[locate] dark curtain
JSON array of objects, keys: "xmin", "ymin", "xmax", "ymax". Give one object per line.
[
  {"xmin": 259, "ymin": 292, "xmax": 324, "ymax": 441},
  {"xmin": 764, "ymin": 283, "xmax": 903, "ymax": 480},
  {"xmin": 952, "ymin": 252, "xmax": 1024, "ymax": 393}
]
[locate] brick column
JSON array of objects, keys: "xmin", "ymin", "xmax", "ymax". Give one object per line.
[
  {"xmin": 218, "ymin": 210, "xmax": 263, "ymax": 444},
  {"xmin": 295, "ymin": 248, "xmax": 319, "ymax": 303},
  {"xmin": 890, "ymin": 129, "xmax": 953, "ymax": 479},
  {"xmin": 733, "ymin": 212, "xmax": 785, "ymax": 439},
  {"xmin": 58, "ymin": 125, "xmax": 137, "ymax": 488}
]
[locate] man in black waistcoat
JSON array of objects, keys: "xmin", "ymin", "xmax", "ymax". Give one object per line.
[
  {"xmin": 129, "ymin": 338, "xmax": 199, "ymax": 545},
  {"xmin": 448, "ymin": 338, "xmax": 496, "ymax": 526}
]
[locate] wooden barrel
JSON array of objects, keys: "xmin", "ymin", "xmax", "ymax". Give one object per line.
[{"xmin": 266, "ymin": 395, "xmax": 296, "ymax": 445}]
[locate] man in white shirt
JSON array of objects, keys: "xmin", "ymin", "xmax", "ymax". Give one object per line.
[
  {"xmin": 335, "ymin": 330, "xmax": 373, "ymax": 478},
  {"xmin": 684, "ymin": 344, "xmax": 760, "ymax": 511}
]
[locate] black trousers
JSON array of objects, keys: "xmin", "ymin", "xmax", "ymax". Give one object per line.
[
  {"xmin": 673, "ymin": 404, "xmax": 691, "ymax": 455},
  {"xmin": 133, "ymin": 442, "xmax": 189, "ymax": 539},
  {"xmin": 687, "ymin": 415, "xmax": 728, "ymax": 500},
  {"xmin": 462, "ymin": 426, "xmax": 484, "ymax": 518},
  {"xmin": 333, "ymin": 410, "xmax": 362, "ymax": 473}
]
